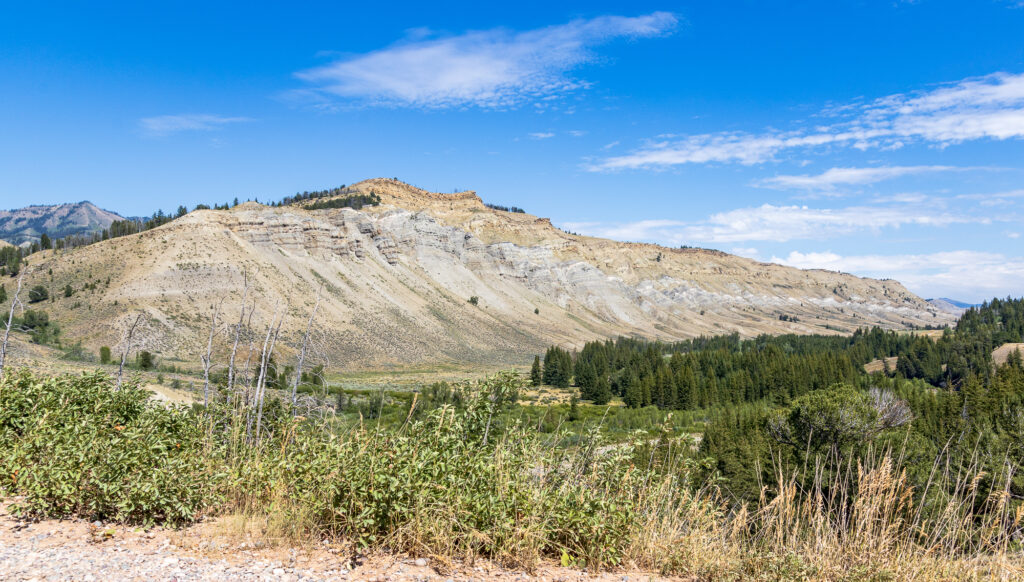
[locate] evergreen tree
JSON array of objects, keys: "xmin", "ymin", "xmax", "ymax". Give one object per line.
[
  {"xmin": 591, "ymin": 374, "xmax": 612, "ymax": 405},
  {"xmin": 39, "ymin": 233, "xmax": 52, "ymax": 250},
  {"xmin": 568, "ymin": 390, "xmax": 581, "ymax": 421},
  {"xmin": 624, "ymin": 377, "xmax": 643, "ymax": 408},
  {"xmin": 530, "ymin": 355, "xmax": 542, "ymax": 386},
  {"xmin": 576, "ymin": 363, "xmax": 597, "ymax": 398},
  {"xmin": 28, "ymin": 285, "xmax": 48, "ymax": 303}
]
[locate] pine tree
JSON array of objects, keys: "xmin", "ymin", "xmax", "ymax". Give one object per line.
[
  {"xmin": 624, "ymin": 377, "xmax": 643, "ymax": 408},
  {"xmin": 40, "ymin": 233, "xmax": 52, "ymax": 250},
  {"xmin": 568, "ymin": 390, "xmax": 581, "ymax": 421},
  {"xmin": 592, "ymin": 375, "xmax": 612, "ymax": 405},
  {"xmin": 531, "ymin": 355, "xmax": 542, "ymax": 386}
]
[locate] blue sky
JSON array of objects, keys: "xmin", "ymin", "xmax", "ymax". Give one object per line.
[{"xmin": 1, "ymin": 1, "xmax": 1022, "ymax": 302}]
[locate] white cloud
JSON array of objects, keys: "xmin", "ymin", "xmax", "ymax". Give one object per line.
[
  {"xmin": 139, "ymin": 114, "xmax": 253, "ymax": 136},
  {"xmin": 564, "ymin": 197, "xmax": 1002, "ymax": 245},
  {"xmin": 730, "ymin": 247, "xmax": 760, "ymax": 258},
  {"xmin": 591, "ymin": 71, "xmax": 1024, "ymax": 171},
  {"xmin": 529, "ymin": 132, "xmax": 555, "ymax": 139},
  {"xmin": 295, "ymin": 12, "xmax": 677, "ymax": 109},
  {"xmin": 758, "ymin": 165, "xmax": 962, "ymax": 191},
  {"xmin": 956, "ymin": 188, "xmax": 1024, "ymax": 206},
  {"xmin": 772, "ymin": 250, "xmax": 1024, "ymax": 302},
  {"xmin": 682, "ymin": 203, "xmax": 977, "ymax": 243}
]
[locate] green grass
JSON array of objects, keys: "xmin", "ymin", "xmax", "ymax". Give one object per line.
[{"xmin": 1, "ymin": 368, "xmax": 1022, "ymax": 579}]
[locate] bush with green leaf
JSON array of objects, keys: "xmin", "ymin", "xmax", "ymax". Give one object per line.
[{"xmin": 0, "ymin": 370, "xmax": 221, "ymax": 525}]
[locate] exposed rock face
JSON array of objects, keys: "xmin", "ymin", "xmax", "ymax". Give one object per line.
[{"xmin": 25, "ymin": 179, "xmax": 955, "ymax": 368}]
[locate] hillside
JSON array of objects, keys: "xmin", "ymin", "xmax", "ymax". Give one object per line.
[
  {"xmin": 12, "ymin": 178, "xmax": 954, "ymax": 369},
  {"xmin": 0, "ymin": 201, "xmax": 123, "ymax": 245}
]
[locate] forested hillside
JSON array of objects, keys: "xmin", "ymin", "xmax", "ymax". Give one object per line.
[{"xmin": 540, "ymin": 297, "xmax": 1024, "ymax": 507}]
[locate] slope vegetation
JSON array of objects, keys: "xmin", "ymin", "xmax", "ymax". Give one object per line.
[
  {"xmin": 15, "ymin": 178, "xmax": 952, "ymax": 368},
  {"xmin": 0, "ymin": 201, "xmax": 122, "ymax": 245}
]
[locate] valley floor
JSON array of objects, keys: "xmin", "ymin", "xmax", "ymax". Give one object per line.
[{"xmin": 0, "ymin": 501, "xmax": 682, "ymax": 582}]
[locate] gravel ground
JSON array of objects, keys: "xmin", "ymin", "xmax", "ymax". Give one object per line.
[{"xmin": 0, "ymin": 501, "xmax": 678, "ymax": 582}]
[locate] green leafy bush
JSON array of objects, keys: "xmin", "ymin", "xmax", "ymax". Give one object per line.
[
  {"xmin": 0, "ymin": 370, "xmax": 221, "ymax": 525},
  {"xmin": 27, "ymin": 285, "xmax": 48, "ymax": 303}
]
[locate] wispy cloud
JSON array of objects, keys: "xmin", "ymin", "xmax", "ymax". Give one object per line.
[
  {"xmin": 294, "ymin": 12, "xmax": 677, "ymax": 109},
  {"xmin": 563, "ymin": 198, "xmax": 1000, "ymax": 244},
  {"xmin": 591, "ymin": 71, "xmax": 1024, "ymax": 170},
  {"xmin": 139, "ymin": 114, "xmax": 253, "ymax": 136},
  {"xmin": 772, "ymin": 249, "xmax": 1024, "ymax": 302},
  {"xmin": 678, "ymin": 203, "xmax": 976, "ymax": 243},
  {"xmin": 529, "ymin": 132, "xmax": 556, "ymax": 140},
  {"xmin": 757, "ymin": 165, "xmax": 964, "ymax": 191},
  {"xmin": 955, "ymin": 188, "xmax": 1024, "ymax": 206}
]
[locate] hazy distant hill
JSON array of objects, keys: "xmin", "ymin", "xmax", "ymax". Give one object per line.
[
  {"xmin": 927, "ymin": 297, "xmax": 980, "ymax": 315},
  {"xmin": 17, "ymin": 178, "xmax": 954, "ymax": 368},
  {"xmin": 0, "ymin": 201, "xmax": 123, "ymax": 245},
  {"xmin": 937, "ymin": 298, "xmax": 980, "ymax": 309}
]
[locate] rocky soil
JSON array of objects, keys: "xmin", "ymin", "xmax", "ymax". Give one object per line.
[
  {"xmin": 13, "ymin": 178, "xmax": 955, "ymax": 369},
  {"xmin": 0, "ymin": 501, "xmax": 681, "ymax": 581}
]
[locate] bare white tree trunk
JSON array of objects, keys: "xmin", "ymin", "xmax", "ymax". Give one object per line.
[
  {"xmin": 254, "ymin": 303, "xmax": 285, "ymax": 444},
  {"xmin": 201, "ymin": 299, "xmax": 224, "ymax": 407},
  {"xmin": 117, "ymin": 313, "xmax": 145, "ymax": 390},
  {"xmin": 226, "ymin": 269, "xmax": 253, "ymax": 394},
  {"xmin": 248, "ymin": 301, "xmax": 280, "ymax": 443},
  {"xmin": 0, "ymin": 271, "xmax": 26, "ymax": 381},
  {"xmin": 291, "ymin": 285, "xmax": 322, "ymax": 409},
  {"xmin": 241, "ymin": 301, "xmax": 257, "ymax": 400}
]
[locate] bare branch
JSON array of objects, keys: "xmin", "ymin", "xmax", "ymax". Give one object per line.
[
  {"xmin": 227, "ymin": 268, "xmax": 254, "ymax": 394},
  {"xmin": 117, "ymin": 313, "xmax": 146, "ymax": 390},
  {"xmin": 0, "ymin": 270, "xmax": 27, "ymax": 380},
  {"xmin": 868, "ymin": 387, "xmax": 914, "ymax": 433},
  {"xmin": 292, "ymin": 285, "xmax": 322, "ymax": 410},
  {"xmin": 253, "ymin": 301, "xmax": 285, "ymax": 444},
  {"xmin": 201, "ymin": 298, "xmax": 224, "ymax": 407}
]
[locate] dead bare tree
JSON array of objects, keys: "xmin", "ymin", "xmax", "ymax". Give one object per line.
[
  {"xmin": 0, "ymin": 270, "xmax": 26, "ymax": 380},
  {"xmin": 240, "ymin": 300, "xmax": 258, "ymax": 399},
  {"xmin": 201, "ymin": 298, "xmax": 224, "ymax": 407},
  {"xmin": 226, "ymin": 268, "xmax": 254, "ymax": 394},
  {"xmin": 117, "ymin": 313, "xmax": 146, "ymax": 390},
  {"xmin": 291, "ymin": 285, "xmax": 322, "ymax": 409},
  {"xmin": 249, "ymin": 301, "xmax": 284, "ymax": 444}
]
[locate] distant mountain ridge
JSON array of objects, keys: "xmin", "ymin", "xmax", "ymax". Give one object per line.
[
  {"xmin": 927, "ymin": 297, "xmax": 981, "ymax": 315},
  {"xmin": 17, "ymin": 178, "xmax": 956, "ymax": 368},
  {"xmin": 0, "ymin": 201, "xmax": 123, "ymax": 245},
  {"xmin": 936, "ymin": 298, "xmax": 981, "ymax": 309}
]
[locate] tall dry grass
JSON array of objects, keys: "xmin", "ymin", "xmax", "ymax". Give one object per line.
[{"xmin": 2, "ymin": 369, "xmax": 1022, "ymax": 580}]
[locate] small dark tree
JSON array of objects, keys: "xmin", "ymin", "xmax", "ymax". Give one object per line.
[
  {"xmin": 63, "ymin": 284, "xmax": 73, "ymax": 298},
  {"xmin": 136, "ymin": 350, "xmax": 155, "ymax": 370},
  {"xmin": 28, "ymin": 285, "xmax": 48, "ymax": 303},
  {"xmin": 568, "ymin": 390, "xmax": 581, "ymax": 421},
  {"xmin": 591, "ymin": 375, "xmax": 612, "ymax": 405},
  {"xmin": 468, "ymin": 295, "xmax": 479, "ymax": 306},
  {"xmin": 530, "ymin": 355, "xmax": 542, "ymax": 387},
  {"xmin": 0, "ymin": 284, "xmax": 5, "ymax": 304},
  {"xmin": 40, "ymin": 233, "xmax": 52, "ymax": 250},
  {"xmin": 99, "ymin": 345, "xmax": 112, "ymax": 364}
]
